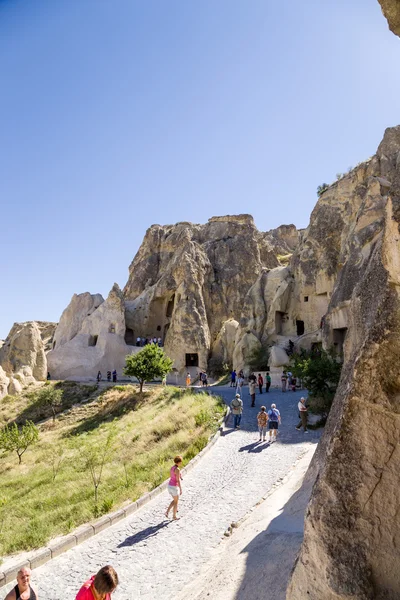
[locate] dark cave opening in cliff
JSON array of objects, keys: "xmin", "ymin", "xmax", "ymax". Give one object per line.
[
  {"xmin": 296, "ymin": 320, "xmax": 305, "ymax": 336},
  {"xmin": 166, "ymin": 294, "xmax": 175, "ymax": 318},
  {"xmin": 185, "ymin": 353, "xmax": 199, "ymax": 367},
  {"xmin": 124, "ymin": 328, "xmax": 135, "ymax": 345},
  {"xmin": 275, "ymin": 311, "xmax": 287, "ymax": 335},
  {"xmin": 333, "ymin": 327, "xmax": 347, "ymax": 357}
]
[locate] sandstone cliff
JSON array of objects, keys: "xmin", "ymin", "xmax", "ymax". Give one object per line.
[
  {"xmin": 286, "ymin": 127, "xmax": 400, "ymax": 599},
  {"xmin": 0, "ymin": 321, "xmax": 57, "ymax": 397},
  {"xmin": 379, "ymin": 0, "xmax": 400, "ymax": 36}
]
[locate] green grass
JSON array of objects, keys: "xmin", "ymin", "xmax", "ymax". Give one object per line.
[{"xmin": 0, "ymin": 385, "xmax": 225, "ymax": 556}]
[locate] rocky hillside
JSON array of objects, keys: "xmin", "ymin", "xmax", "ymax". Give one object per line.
[{"xmin": 379, "ymin": 0, "xmax": 400, "ymax": 36}]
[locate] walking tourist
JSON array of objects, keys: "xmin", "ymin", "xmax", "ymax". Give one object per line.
[
  {"xmin": 281, "ymin": 371, "xmax": 287, "ymax": 392},
  {"xmin": 257, "ymin": 405, "xmax": 268, "ymax": 441},
  {"xmin": 202, "ymin": 372, "xmax": 208, "ymax": 387},
  {"xmin": 230, "ymin": 369, "xmax": 237, "ymax": 387},
  {"xmin": 231, "ymin": 393, "xmax": 243, "ymax": 429},
  {"xmin": 158, "ymin": 337, "xmax": 162, "ymax": 346},
  {"xmin": 239, "ymin": 369, "xmax": 244, "ymax": 379},
  {"xmin": 287, "ymin": 371, "xmax": 293, "ymax": 388},
  {"xmin": 268, "ymin": 403, "xmax": 281, "ymax": 442},
  {"xmin": 162, "ymin": 375, "xmax": 167, "ymax": 386},
  {"xmin": 265, "ymin": 372, "xmax": 271, "ymax": 392},
  {"xmin": 249, "ymin": 372, "xmax": 257, "ymax": 383},
  {"xmin": 107, "ymin": 371, "xmax": 111, "ymax": 382},
  {"xmin": 258, "ymin": 373, "xmax": 263, "ymax": 394},
  {"xmin": 296, "ymin": 397, "xmax": 309, "ymax": 432},
  {"xmin": 136, "ymin": 336, "xmax": 141, "ymax": 346},
  {"xmin": 112, "ymin": 369, "xmax": 117, "ymax": 383},
  {"xmin": 4, "ymin": 567, "xmax": 38, "ymax": 600},
  {"xmin": 249, "ymin": 379, "xmax": 256, "ymax": 407},
  {"xmin": 186, "ymin": 372, "xmax": 191, "ymax": 387},
  {"xmin": 47, "ymin": 372, "xmax": 51, "ymax": 380},
  {"xmin": 236, "ymin": 374, "xmax": 244, "ymax": 397},
  {"xmin": 97, "ymin": 370, "xmax": 102, "ymax": 383},
  {"xmin": 165, "ymin": 456, "xmax": 183, "ymax": 520},
  {"xmin": 75, "ymin": 565, "xmax": 119, "ymax": 599}
]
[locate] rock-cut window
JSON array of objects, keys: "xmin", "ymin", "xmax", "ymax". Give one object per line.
[
  {"xmin": 88, "ymin": 335, "xmax": 98, "ymax": 347},
  {"xmin": 109, "ymin": 323, "xmax": 116, "ymax": 334}
]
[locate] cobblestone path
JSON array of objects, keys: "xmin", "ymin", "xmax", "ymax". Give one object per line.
[{"xmin": 2, "ymin": 387, "xmax": 319, "ymax": 600}]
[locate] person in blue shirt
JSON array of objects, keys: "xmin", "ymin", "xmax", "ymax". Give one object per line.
[{"xmin": 268, "ymin": 403, "xmax": 281, "ymax": 442}]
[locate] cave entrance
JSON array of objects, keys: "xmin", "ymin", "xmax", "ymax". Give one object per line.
[
  {"xmin": 333, "ymin": 328, "xmax": 347, "ymax": 357},
  {"xmin": 185, "ymin": 353, "xmax": 199, "ymax": 367},
  {"xmin": 124, "ymin": 328, "xmax": 135, "ymax": 345},
  {"xmin": 296, "ymin": 320, "xmax": 305, "ymax": 336},
  {"xmin": 166, "ymin": 294, "xmax": 175, "ymax": 318},
  {"xmin": 275, "ymin": 311, "xmax": 287, "ymax": 335},
  {"xmin": 88, "ymin": 335, "xmax": 98, "ymax": 347}
]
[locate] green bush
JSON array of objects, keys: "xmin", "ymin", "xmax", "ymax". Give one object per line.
[
  {"xmin": 290, "ymin": 348, "xmax": 342, "ymax": 417},
  {"xmin": 317, "ymin": 183, "xmax": 329, "ymax": 197},
  {"xmin": 247, "ymin": 344, "xmax": 270, "ymax": 371}
]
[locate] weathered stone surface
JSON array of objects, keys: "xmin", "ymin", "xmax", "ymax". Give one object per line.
[
  {"xmin": 47, "ymin": 284, "xmax": 132, "ymax": 380},
  {"xmin": 269, "ymin": 346, "xmax": 290, "ymax": 368},
  {"xmin": 287, "ymin": 129, "xmax": 400, "ymax": 598},
  {"xmin": 378, "ymin": 0, "xmax": 400, "ymax": 36},
  {"xmin": 0, "ymin": 321, "xmax": 56, "ymax": 394},
  {"xmin": 0, "ymin": 366, "xmax": 9, "ymax": 400}
]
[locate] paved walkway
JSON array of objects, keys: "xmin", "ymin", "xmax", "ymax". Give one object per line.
[{"xmin": 2, "ymin": 387, "xmax": 319, "ymax": 600}]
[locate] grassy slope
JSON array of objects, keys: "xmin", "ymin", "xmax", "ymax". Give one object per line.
[{"xmin": 0, "ymin": 385, "xmax": 225, "ymax": 557}]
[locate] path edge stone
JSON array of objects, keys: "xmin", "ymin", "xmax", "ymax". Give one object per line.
[{"xmin": 0, "ymin": 403, "xmax": 230, "ymax": 588}]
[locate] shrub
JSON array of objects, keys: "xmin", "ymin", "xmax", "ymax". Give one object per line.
[
  {"xmin": 247, "ymin": 344, "xmax": 270, "ymax": 371},
  {"xmin": 208, "ymin": 356, "xmax": 229, "ymax": 377},
  {"xmin": 317, "ymin": 183, "xmax": 329, "ymax": 197},
  {"xmin": 290, "ymin": 348, "xmax": 342, "ymax": 417}
]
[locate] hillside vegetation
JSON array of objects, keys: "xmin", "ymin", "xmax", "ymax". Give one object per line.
[{"xmin": 0, "ymin": 383, "xmax": 225, "ymax": 557}]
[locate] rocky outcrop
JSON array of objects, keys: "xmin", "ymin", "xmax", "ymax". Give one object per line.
[
  {"xmin": 0, "ymin": 321, "xmax": 57, "ymax": 398},
  {"xmin": 379, "ymin": 0, "xmax": 400, "ymax": 36},
  {"xmin": 47, "ymin": 284, "xmax": 132, "ymax": 380},
  {"xmin": 287, "ymin": 127, "xmax": 400, "ymax": 598}
]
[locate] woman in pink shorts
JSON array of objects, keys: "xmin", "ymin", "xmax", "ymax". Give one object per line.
[{"xmin": 165, "ymin": 455, "xmax": 183, "ymax": 520}]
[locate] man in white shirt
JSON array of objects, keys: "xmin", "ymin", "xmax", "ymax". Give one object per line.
[{"xmin": 296, "ymin": 397, "xmax": 308, "ymax": 433}]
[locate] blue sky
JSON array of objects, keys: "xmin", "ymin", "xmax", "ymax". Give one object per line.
[{"xmin": 1, "ymin": 0, "xmax": 399, "ymax": 338}]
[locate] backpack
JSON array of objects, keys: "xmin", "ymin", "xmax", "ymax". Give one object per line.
[{"xmin": 268, "ymin": 408, "xmax": 279, "ymax": 422}]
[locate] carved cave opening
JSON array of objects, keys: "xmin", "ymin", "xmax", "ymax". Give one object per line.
[
  {"xmin": 109, "ymin": 323, "xmax": 116, "ymax": 334},
  {"xmin": 125, "ymin": 328, "xmax": 135, "ymax": 345},
  {"xmin": 88, "ymin": 335, "xmax": 98, "ymax": 347},
  {"xmin": 186, "ymin": 353, "xmax": 199, "ymax": 367},
  {"xmin": 333, "ymin": 327, "xmax": 347, "ymax": 357},
  {"xmin": 296, "ymin": 320, "xmax": 305, "ymax": 336},
  {"xmin": 166, "ymin": 294, "xmax": 175, "ymax": 318}
]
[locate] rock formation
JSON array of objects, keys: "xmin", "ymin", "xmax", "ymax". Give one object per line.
[
  {"xmin": 286, "ymin": 127, "xmax": 400, "ymax": 598},
  {"xmin": 379, "ymin": 0, "xmax": 400, "ymax": 36},
  {"xmin": 0, "ymin": 321, "xmax": 57, "ymax": 398},
  {"xmin": 47, "ymin": 284, "xmax": 131, "ymax": 380}
]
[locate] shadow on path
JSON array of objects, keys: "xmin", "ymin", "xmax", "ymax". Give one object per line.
[
  {"xmin": 238, "ymin": 441, "xmax": 271, "ymax": 453},
  {"xmin": 118, "ymin": 522, "xmax": 169, "ymax": 547}
]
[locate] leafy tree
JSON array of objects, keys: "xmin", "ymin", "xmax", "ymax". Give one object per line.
[
  {"xmin": 124, "ymin": 345, "xmax": 173, "ymax": 392},
  {"xmin": 290, "ymin": 349, "xmax": 342, "ymax": 417},
  {"xmin": 247, "ymin": 344, "xmax": 270, "ymax": 371},
  {"xmin": 0, "ymin": 421, "xmax": 39, "ymax": 464},
  {"xmin": 35, "ymin": 385, "xmax": 63, "ymax": 421},
  {"xmin": 317, "ymin": 183, "xmax": 329, "ymax": 197}
]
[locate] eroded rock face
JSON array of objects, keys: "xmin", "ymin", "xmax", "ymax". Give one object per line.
[
  {"xmin": 0, "ymin": 321, "xmax": 57, "ymax": 397},
  {"xmin": 287, "ymin": 129, "xmax": 400, "ymax": 598},
  {"xmin": 123, "ymin": 215, "xmax": 290, "ymax": 372},
  {"xmin": 47, "ymin": 284, "xmax": 133, "ymax": 380},
  {"xmin": 379, "ymin": 0, "xmax": 400, "ymax": 36}
]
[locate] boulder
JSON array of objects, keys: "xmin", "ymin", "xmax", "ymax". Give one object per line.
[{"xmin": 269, "ymin": 346, "xmax": 290, "ymax": 367}]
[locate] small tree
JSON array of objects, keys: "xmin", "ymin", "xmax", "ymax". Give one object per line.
[
  {"xmin": 317, "ymin": 183, "xmax": 329, "ymax": 197},
  {"xmin": 247, "ymin": 344, "xmax": 270, "ymax": 371},
  {"xmin": 34, "ymin": 385, "xmax": 63, "ymax": 421},
  {"xmin": 43, "ymin": 443, "xmax": 65, "ymax": 481},
  {"xmin": 290, "ymin": 349, "xmax": 342, "ymax": 417},
  {"xmin": 80, "ymin": 426, "xmax": 117, "ymax": 506},
  {"xmin": 0, "ymin": 421, "xmax": 39, "ymax": 464},
  {"xmin": 124, "ymin": 345, "xmax": 173, "ymax": 392}
]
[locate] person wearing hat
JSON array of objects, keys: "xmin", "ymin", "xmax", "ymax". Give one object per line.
[
  {"xmin": 231, "ymin": 393, "xmax": 243, "ymax": 429},
  {"xmin": 296, "ymin": 397, "xmax": 309, "ymax": 433}
]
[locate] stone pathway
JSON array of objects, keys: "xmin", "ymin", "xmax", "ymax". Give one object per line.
[{"xmin": 2, "ymin": 387, "xmax": 319, "ymax": 600}]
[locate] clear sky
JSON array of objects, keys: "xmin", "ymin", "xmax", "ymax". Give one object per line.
[{"xmin": 1, "ymin": 0, "xmax": 400, "ymax": 338}]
